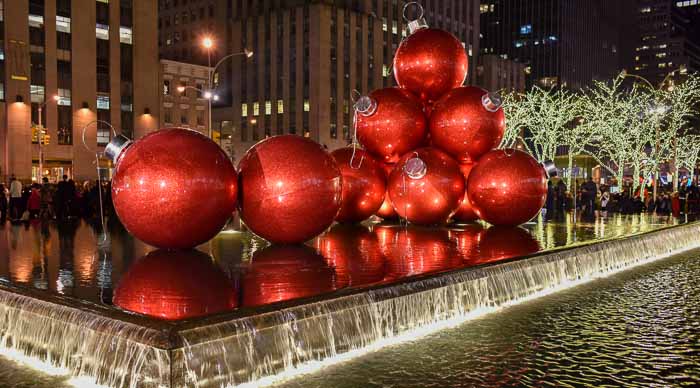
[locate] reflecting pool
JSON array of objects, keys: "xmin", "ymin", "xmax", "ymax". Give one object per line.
[{"xmin": 0, "ymin": 214, "xmax": 682, "ymax": 319}]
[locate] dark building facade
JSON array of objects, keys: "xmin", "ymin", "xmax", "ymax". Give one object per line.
[
  {"xmin": 480, "ymin": 0, "xmax": 627, "ymax": 90},
  {"xmin": 632, "ymin": 0, "xmax": 700, "ymax": 84},
  {"xmin": 158, "ymin": 0, "xmax": 226, "ymax": 66}
]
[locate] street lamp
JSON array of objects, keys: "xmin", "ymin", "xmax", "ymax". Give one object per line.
[
  {"xmin": 36, "ymin": 94, "xmax": 60, "ymax": 181},
  {"xmin": 200, "ymin": 36, "xmax": 254, "ymax": 139}
]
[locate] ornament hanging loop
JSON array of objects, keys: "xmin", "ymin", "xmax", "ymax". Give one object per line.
[
  {"xmin": 80, "ymin": 120, "xmax": 119, "ymax": 249},
  {"xmin": 349, "ymin": 89, "xmax": 366, "ymax": 170},
  {"xmin": 81, "ymin": 120, "xmax": 119, "ymax": 156},
  {"xmin": 403, "ymin": 2, "xmax": 428, "ymax": 34}
]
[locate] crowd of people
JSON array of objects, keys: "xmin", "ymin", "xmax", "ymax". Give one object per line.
[
  {"xmin": 544, "ymin": 176, "xmax": 700, "ymax": 220},
  {"xmin": 0, "ymin": 175, "xmax": 113, "ymax": 223}
]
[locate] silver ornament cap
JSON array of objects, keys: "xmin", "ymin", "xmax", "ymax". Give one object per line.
[
  {"xmin": 481, "ymin": 92, "xmax": 503, "ymax": 112},
  {"xmin": 104, "ymin": 134, "xmax": 133, "ymax": 163},
  {"xmin": 542, "ymin": 160, "xmax": 558, "ymax": 178},
  {"xmin": 354, "ymin": 96, "xmax": 378, "ymax": 117},
  {"xmin": 404, "ymin": 157, "xmax": 427, "ymax": 180}
]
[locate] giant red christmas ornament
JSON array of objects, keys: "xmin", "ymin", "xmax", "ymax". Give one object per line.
[
  {"xmin": 315, "ymin": 224, "xmax": 386, "ymax": 288},
  {"xmin": 113, "ymin": 250, "xmax": 238, "ymax": 320},
  {"xmin": 393, "ymin": 25, "xmax": 468, "ymax": 102},
  {"xmin": 388, "ymin": 147, "xmax": 465, "ymax": 225},
  {"xmin": 468, "ymin": 226, "xmax": 541, "ymax": 265},
  {"xmin": 468, "ymin": 149, "xmax": 547, "ymax": 226},
  {"xmin": 241, "ymin": 245, "xmax": 336, "ymax": 307},
  {"xmin": 355, "ymin": 88, "xmax": 428, "ymax": 164},
  {"xmin": 238, "ymin": 135, "xmax": 342, "ymax": 244},
  {"xmin": 430, "ymin": 87, "xmax": 506, "ymax": 163},
  {"xmin": 452, "ymin": 163, "xmax": 479, "ymax": 223},
  {"xmin": 108, "ymin": 128, "xmax": 237, "ymax": 249},
  {"xmin": 331, "ymin": 148, "xmax": 386, "ymax": 223},
  {"xmin": 382, "ymin": 227, "xmax": 462, "ymax": 281}
]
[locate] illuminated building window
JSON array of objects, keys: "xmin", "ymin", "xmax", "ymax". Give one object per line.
[
  {"xmin": 253, "ymin": 102, "xmax": 259, "ymax": 116},
  {"xmin": 265, "ymin": 101, "xmax": 272, "ymax": 115},
  {"xmin": 241, "ymin": 103, "xmax": 248, "ymax": 117},
  {"xmin": 277, "ymin": 99, "xmax": 284, "ymax": 114}
]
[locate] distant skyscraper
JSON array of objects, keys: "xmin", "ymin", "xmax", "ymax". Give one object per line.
[
  {"xmin": 480, "ymin": 0, "xmax": 625, "ymax": 90},
  {"xmin": 632, "ymin": 0, "xmax": 700, "ymax": 84}
]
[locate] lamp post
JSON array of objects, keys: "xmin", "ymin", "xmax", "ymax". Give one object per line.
[
  {"xmin": 37, "ymin": 95, "xmax": 60, "ymax": 181},
  {"xmin": 200, "ymin": 36, "xmax": 253, "ymax": 139},
  {"xmin": 620, "ymin": 65, "xmax": 687, "ymax": 201}
]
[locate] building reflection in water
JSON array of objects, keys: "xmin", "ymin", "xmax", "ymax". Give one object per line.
[{"xmin": 0, "ymin": 214, "xmax": 681, "ymax": 320}]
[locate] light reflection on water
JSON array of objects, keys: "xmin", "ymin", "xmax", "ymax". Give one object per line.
[
  {"xmin": 0, "ymin": 214, "xmax": 680, "ymax": 310},
  {"xmin": 275, "ymin": 248, "xmax": 700, "ymax": 388}
]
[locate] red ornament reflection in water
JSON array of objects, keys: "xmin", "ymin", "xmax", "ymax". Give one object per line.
[
  {"xmin": 111, "ymin": 128, "xmax": 238, "ymax": 249},
  {"xmin": 381, "ymin": 226, "xmax": 462, "ymax": 281},
  {"xmin": 238, "ymin": 135, "xmax": 342, "ymax": 244},
  {"xmin": 467, "ymin": 226, "xmax": 541, "ymax": 266},
  {"xmin": 241, "ymin": 245, "xmax": 336, "ymax": 307},
  {"xmin": 315, "ymin": 224, "xmax": 386, "ymax": 288},
  {"xmin": 448, "ymin": 223, "xmax": 486, "ymax": 262},
  {"xmin": 113, "ymin": 249, "xmax": 238, "ymax": 320}
]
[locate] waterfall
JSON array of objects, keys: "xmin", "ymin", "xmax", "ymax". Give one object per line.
[
  {"xmin": 173, "ymin": 223, "xmax": 700, "ymax": 387},
  {"xmin": 0, "ymin": 223, "xmax": 698, "ymax": 387},
  {"xmin": 0, "ymin": 287, "xmax": 171, "ymax": 388}
]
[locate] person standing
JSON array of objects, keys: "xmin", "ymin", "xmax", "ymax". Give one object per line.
[
  {"xmin": 581, "ymin": 177, "xmax": 597, "ymax": 218},
  {"xmin": 27, "ymin": 184, "xmax": 41, "ymax": 219},
  {"xmin": 56, "ymin": 175, "xmax": 68, "ymax": 220},
  {"xmin": 40, "ymin": 177, "xmax": 54, "ymax": 220},
  {"xmin": 556, "ymin": 179, "xmax": 567, "ymax": 214},
  {"xmin": 600, "ymin": 189, "xmax": 610, "ymax": 217},
  {"xmin": 9, "ymin": 175, "xmax": 23, "ymax": 221},
  {"xmin": 0, "ymin": 183, "xmax": 7, "ymax": 222}
]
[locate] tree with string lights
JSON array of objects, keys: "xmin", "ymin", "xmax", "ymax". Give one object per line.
[
  {"xmin": 504, "ymin": 86, "xmax": 580, "ymax": 166},
  {"xmin": 656, "ymin": 74, "xmax": 700, "ymax": 189}
]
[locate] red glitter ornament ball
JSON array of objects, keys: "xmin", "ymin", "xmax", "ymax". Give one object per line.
[
  {"xmin": 355, "ymin": 87, "xmax": 428, "ymax": 164},
  {"xmin": 113, "ymin": 250, "xmax": 238, "ymax": 320},
  {"xmin": 331, "ymin": 148, "xmax": 387, "ymax": 223},
  {"xmin": 388, "ymin": 147, "xmax": 465, "ymax": 225},
  {"xmin": 430, "ymin": 86, "xmax": 506, "ymax": 163},
  {"xmin": 468, "ymin": 149, "xmax": 547, "ymax": 226},
  {"xmin": 393, "ymin": 28, "xmax": 469, "ymax": 102},
  {"xmin": 241, "ymin": 245, "xmax": 336, "ymax": 307},
  {"xmin": 453, "ymin": 163, "xmax": 479, "ymax": 223},
  {"xmin": 110, "ymin": 128, "xmax": 237, "ymax": 249},
  {"xmin": 238, "ymin": 135, "xmax": 342, "ymax": 244},
  {"xmin": 315, "ymin": 224, "xmax": 386, "ymax": 288}
]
